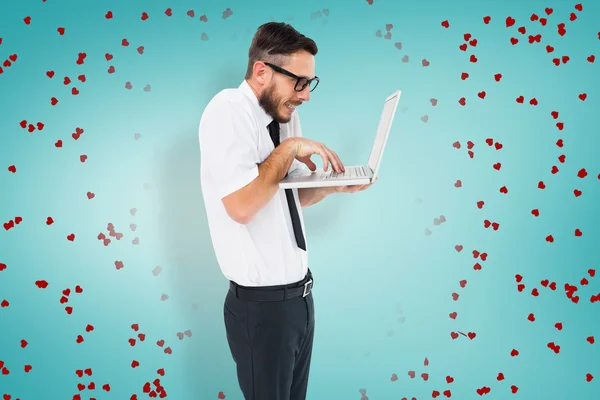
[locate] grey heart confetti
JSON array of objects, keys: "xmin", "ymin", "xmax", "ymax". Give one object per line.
[
  {"xmin": 134, "ymin": 133, "xmax": 141, "ymax": 140},
  {"xmin": 402, "ymin": 55, "xmax": 409, "ymax": 62},
  {"xmin": 152, "ymin": 266, "xmax": 162, "ymax": 276},
  {"xmin": 322, "ymin": 9, "xmax": 329, "ymax": 16},
  {"xmin": 384, "ymin": 31, "xmax": 391, "ymax": 40},
  {"xmin": 184, "ymin": 330, "xmax": 192, "ymax": 337},
  {"xmin": 433, "ymin": 215, "xmax": 447, "ymax": 225},
  {"xmin": 144, "ymin": 84, "xmax": 151, "ymax": 92},
  {"xmin": 222, "ymin": 8, "xmax": 233, "ymax": 19},
  {"xmin": 132, "ymin": 237, "xmax": 139, "ymax": 245},
  {"xmin": 125, "ymin": 81, "xmax": 132, "ymax": 89},
  {"xmin": 177, "ymin": 332, "xmax": 184, "ymax": 340},
  {"xmin": 398, "ymin": 316, "xmax": 406, "ymax": 323},
  {"xmin": 430, "ymin": 98, "xmax": 438, "ymax": 106},
  {"xmin": 386, "ymin": 24, "xmax": 393, "ymax": 31},
  {"xmin": 192, "ymin": 303, "xmax": 199, "ymax": 310},
  {"xmin": 375, "ymin": 30, "xmax": 382, "ymax": 38},
  {"xmin": 310, "ymin": 10, "xmax": 322, "ymax": 19},
  {"xmin": 201, "ymin": 33, "xmax": 209, "ymax": 41},
  {"xmin": 394, "ymin": 42, "xmax": 402, "ymax": 50},
  {"xmin": 200, "ymin": 15, "xmax": 208, "ymax": 22},
  {"xmin": 161, "ymin": 293, "xmax": 169, "ymax": 301},
  {"xmin": 425, "ymin": 228, "xmax": 432, "ymax": 236},
  {"xmin": 421, "ymin": 115, "xmax": 429, "ymax": 123},
  {"xmin": 130, "ymin": 208, "xmax": 137, "ymax": 216},
  {"xmin": 130, "ymin": 223, "xmax": 137, "ymax": 231}
]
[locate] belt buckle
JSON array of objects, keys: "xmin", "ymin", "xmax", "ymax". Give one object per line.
[{"xmin": 302, "ymin": 279, "xmax": 312, "ymax": 297}]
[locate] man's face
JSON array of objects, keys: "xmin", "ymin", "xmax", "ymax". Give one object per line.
[{"xmin": 258, "ymin": 50, "xmax": 316, "ymax": 124}]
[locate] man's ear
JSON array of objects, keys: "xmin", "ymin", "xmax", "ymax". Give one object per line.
[{"xmin": 253, "ymin": 62, "xmax": 270, "ymax": 85}]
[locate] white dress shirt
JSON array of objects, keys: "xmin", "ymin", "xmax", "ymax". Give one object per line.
[{"xmin": 199, "ymin": 80, "xmax": 309, "ymax": 287}]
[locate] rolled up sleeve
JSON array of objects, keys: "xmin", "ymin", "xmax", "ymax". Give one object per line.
[{"xmin": 200, "ymin": 100, "xmax": 260, "ymax": 200}]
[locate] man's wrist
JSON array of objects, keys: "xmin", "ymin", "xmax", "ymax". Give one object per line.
[{"xmin": 285, "ymin": 137, "xmax": 299, "ymax": 158}]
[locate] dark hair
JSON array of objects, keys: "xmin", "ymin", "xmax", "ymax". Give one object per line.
[{"xmin": 245, "ymin": 22, "xmax": 318, "ymax": 80}]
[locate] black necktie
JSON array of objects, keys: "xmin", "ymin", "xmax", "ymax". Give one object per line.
[{"xmin": 267, "ymin": 120, "xmax": 307, "ymax": 251}]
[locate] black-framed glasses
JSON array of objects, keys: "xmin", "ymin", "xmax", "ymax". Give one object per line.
[{"xmin": 264, "ymin": 62, "xmax": 320, "ymax": 92}]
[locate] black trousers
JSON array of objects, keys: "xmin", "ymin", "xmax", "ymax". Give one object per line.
[{"xmin": 223, "ymin": 271, "xmax": 315, "ymax": 400}]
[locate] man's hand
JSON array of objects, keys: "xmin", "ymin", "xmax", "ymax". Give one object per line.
[
  {"xmin": 286, "ymin": 137, "xmax": 345, "ymax": 173},
  {"xmin": 334, "ymin": 177, "xmax": 378, "ymax": 193}
]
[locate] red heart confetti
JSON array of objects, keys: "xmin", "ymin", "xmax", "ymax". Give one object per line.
[
  {"xmin": 1, "ymin": 6, "xmax": 599, "ymax": 400},
  {"xmin": 35, "ymin": 280, "xmax": 48, "ymax": 289}
]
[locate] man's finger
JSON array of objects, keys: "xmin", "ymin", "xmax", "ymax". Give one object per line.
[
  {"xmin": 322, "ymin": 146, "xmax": 343, "ymax": 173},
  {"xmin": 304, "ymin": 159, "xmax": 317, "ymax": 170},
  {"xmin": 315, "ymin": 148, "xmax": 330, "ymax": 172},
  {"xmin": 326, "ymin": 148, "xmax": 344, "ymax": 172}
]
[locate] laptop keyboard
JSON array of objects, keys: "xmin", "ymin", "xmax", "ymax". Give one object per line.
[{"xmin": 320, "ymin": 166, "xmax": 367, "ymax": 179}]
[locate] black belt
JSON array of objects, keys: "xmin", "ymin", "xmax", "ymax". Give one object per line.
[{"xmin": 229, "ymin": 269, "xmax": 313, "ymax": 302}]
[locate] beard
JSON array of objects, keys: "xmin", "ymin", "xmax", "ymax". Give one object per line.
[{"xmin": 258, "ymin": 82, "xmax": 291, "ymax": 124}]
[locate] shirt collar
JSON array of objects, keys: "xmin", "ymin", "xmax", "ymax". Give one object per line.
[{"xmin": 239, "ymin": 79, "xmax": 273, "ymax": 129}]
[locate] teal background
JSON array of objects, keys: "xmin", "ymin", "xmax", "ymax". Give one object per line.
[{"xmin": 1, "ymin": 0, "xmax": 599, "ymax": 399}]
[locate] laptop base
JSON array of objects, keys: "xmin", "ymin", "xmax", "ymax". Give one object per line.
[{"xmin": 279, "ymin": 166, "xmax": 374, "ymax": 189}]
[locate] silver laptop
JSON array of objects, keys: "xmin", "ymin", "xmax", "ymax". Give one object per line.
[{"xmin": 279, "ymin": 90, "xmax": 401, "ymax": 189}]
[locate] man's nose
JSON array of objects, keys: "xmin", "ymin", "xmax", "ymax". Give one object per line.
[{"xmin": 297, "ymin": 86, "xmax": 310, "ymax": 102}]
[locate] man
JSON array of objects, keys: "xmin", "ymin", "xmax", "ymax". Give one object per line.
[{"xmin": 198, "ymin": 22, "xmax": 375, "ymax": 400}]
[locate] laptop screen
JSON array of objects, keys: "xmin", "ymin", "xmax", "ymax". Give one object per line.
[{"xmin": 367, "ymin": 91, "xmax": 400, "ymax": 174}]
